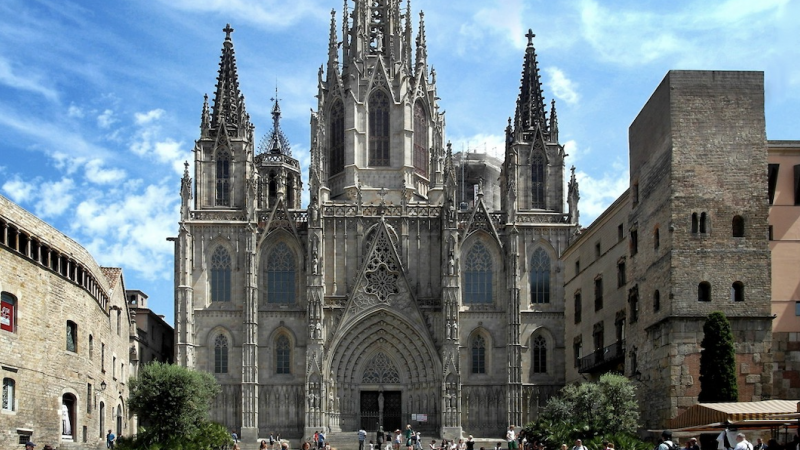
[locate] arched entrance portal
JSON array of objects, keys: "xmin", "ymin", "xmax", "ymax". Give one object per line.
[{"xmin": 327, "ymin": 310, "xmax": 441, "ymax": 432}]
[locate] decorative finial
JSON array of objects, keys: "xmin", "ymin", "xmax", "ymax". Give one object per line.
[
  {"xmin": 223, "ymin": 24, "xmax": 234, "ymax": 41},
  {"xmin": 525, "ymin": 29, "xmax": 535, "ymax": 47},
  {"xmin": 184, "ymin": 161, "xmax": 189, "ymax": 175}
]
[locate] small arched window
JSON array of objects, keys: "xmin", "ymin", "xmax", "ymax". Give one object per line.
[
  {"xmin": 532, "ymin": 335, "xmax": 547, "ymax": 373},
  {"xmin": 691, "ymin": 213, "xmax": 699, "ymax": 234},
  {"xmin": 329, "ymin": 100, "xmax": 345, "ymax": 176},
  {"xmin": 267, "ymin": 242, "xmax": 295, "ymax": 304},
  {"xmin": 731, "ymin": 281, "xmax": 744, "ymax": 302},
  {"xmin": 210, "ymin": 246, "xmax": 232, "ymax": 302},
  {"xmin": 1, "ymin": 292, "xmax": 17, "ymax": 333},
  {"xmin": 66, "ymin": 321, "xmax": 78, "ymax": 353},
  {"xmin": 732, "ymin": 215, "xmax": 745, "ymax": 237},
  {"xmin": 463, "ymin": 242, "xmax": 492, "ymax": 304},
  {"xmin": 214, "ymin": 334, "xmax": 228, "ymax": 374},
  {"xmin": 276, "ymin": 335, "xmax": 291, "ymax": 374},
  {"xmin": 215, "ymin": 150, "xmax": 231, "ymax": 206},
  {"xmin": 530, "ymin": 248, "xmax": 551, "ymax": 304},
  {"xmin": 700, "ymin": 212, "xmax": 708, "ymax": 233},
  {"xmin": 698, "ymin": 282, "xmax": 711, "ymax": 302},
  {"xmin": 413, "ymin": 101, "xmax": 428, "ymax": 177},
  {"xmin": 531, "ymin": 149, "xmax": 546, "ymax": 209},
  {"xmin": 653, "ymin": 290, "xmax": 661, "ymax": 312},
  {"xmin": 368, "ymin": 90, "xmax": 390, "ymax": 166},
  {"xmin": 471, "ymin": 335, "xmax": 486, "ymax": 374}
]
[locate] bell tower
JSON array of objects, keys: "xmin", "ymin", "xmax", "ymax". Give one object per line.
[
  {"xmin": 309, "ymin": 1, "xmax": 446, "ymax": 207},
  {"xmin": 195, "ymin": 24, "xmax": 255, "ymax": 211}
]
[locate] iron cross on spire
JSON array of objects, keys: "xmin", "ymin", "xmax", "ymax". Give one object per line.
[
  {"xmin": 525, "ymin": 29, "xmax": 535, "ymax": 46},
  {"xmin": 223, "ymin": 24, "xmax": 234, "ymax": 40}
]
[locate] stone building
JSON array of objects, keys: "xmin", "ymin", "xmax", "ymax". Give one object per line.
[
  {"xmin": 173, "ymin": 3, "xmax": 579, "ymax": 441},
  {"xmin": 0, "ymin": 194, "xmax": 134, "ymax": 449},
  {"xmin": 768, "ymin": 140, "xmax": 800, "ymax": 399},
  {"xmin": 562, "ymin": 71, "xmax": 773, "ymax": 429},
  {"xmin": 127, "ymin": 290, "xmax": 174, "ymax": 366}
]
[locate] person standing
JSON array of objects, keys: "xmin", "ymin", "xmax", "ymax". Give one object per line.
[
  {"xmin": 359, "ymin": 427, "xmax": 368, "ymax": 450},
  {"xmin": 318, "ymin": 430, "xmax": 326, "ymax": 449},
  {"xmin": 270, "ymin": 433, "xmax": 276, "ymax": 450},
  {"xmin": 507, "ymin": 426, "xmax": 518, "ymax": 450},
  {"xmin": 658, "ymin": 431, "xmax": 675, "ymax": 450},
  {"xmin": 735, "ymin": 433, "xmax": 753, "ymax": 450},
  {"xmin": 753, "ymin": 439, "xmax": 765, "ymax": 450},
  {"xmin": 572, "ymin": 439, "xmax": 587, "ymax": 450},
  {"xmin": 107, "ymin": 429, "xmax": 116, "ymax": 449},
  {"xmin": 377, "ymin": 426, "xmax": 385, "ymax": 450},
  {"xmin": 405, "ymin": 425, "xmax": 415, "ymax": 450},
  {"xmin": 466, "ymin": 436, "xmax": 475, "ymax": 450}
]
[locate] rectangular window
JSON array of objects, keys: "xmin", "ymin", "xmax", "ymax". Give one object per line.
[
  {"xmin": 574, "ymin": 292, "xmax": 582, "ymax": 324},
  {"xmin": 768, "ymin": 164, "xmax": 779, "ymax": 204},
  {"xmin": 101, "ymin": 343, "xmax": 106, "ymax": 372},
  {"xmin": 113, "ymin": 356, "xmax": 116, "ymax": 379},
  {"xmin": 632, "ymin": 182, "xmax": 639, "ymax": 205},
  {"xmin": 87, "ymin": 384, "xmax": 92, "ymax": 413},
  {"xmin": 795, "ymin": 301, "xmax": 800, "ymax": 316},
  {"xmin": 630, "ymin": 230, "xmax": 638, "ymax": 255},
  {"xmin": 575, "ymin": 259, "xmax": 580, "ymax": 276},
  {"xmin": 594, "ymin": 278, "xmax": 603, "ymax": 311},
  {"xmin": 573, "ymin": 339, "xmax": 582, "ymax": 368},
  {"xmin": 595, "ymin": 242, "xmax": 601, "ymax": 258},
  {"xmin": 769, "ymin": 225, "xmax": 774, "ymax": 241},
  {"xmin": 618, "ymin": 261, "xmax": 626, "ymax": 287},
  {"xmin": 66, "ymin": 321, "xmax": 78, "ymax": 352},
  {"xmin": 794, "ymin": 165, "xmax": 800, "ymax": 205},
  {"xmin": 2, "ymin": 377, "xmax": 14, "ymax": 411},
  {"xmin": 618, "ymin": 224, "xmax": 624, "ymax": 241}
]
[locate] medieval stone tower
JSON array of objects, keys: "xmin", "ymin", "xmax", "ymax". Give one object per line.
[{"xmin": 174, "ymin": 1, "xmax": 580, "ymax": 441}]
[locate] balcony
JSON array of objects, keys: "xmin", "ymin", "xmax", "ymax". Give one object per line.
[{"xmin": 578, "ymin": 340, "xmax": 625, "ymax": 374}]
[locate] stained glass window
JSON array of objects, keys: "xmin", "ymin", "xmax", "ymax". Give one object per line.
[
  {"xmin": 210, "ymin": 246, "xmax": 231, "ymax": 302},
  {"xmin": 369, "ymin": 91, "xmax": 390, "ymax": 166},
  {"xmin": 530, "ymin": 248, "xmax": 550, "ymax": 304},
  {"xmin": 532, "ymin": 336, "xmax": 547, "ymax": 373},
  {"xmin": 276, "ymin": 335, "xmax": 291, "ymax": 374},
  {"xmin": 471, "ymin": 335, "xmax": 486, "ymax": 374},
  {"xmin": 267, "ymin": 242, "xmax": 295, "ymax": 304},
  {"xmin": 214, "ymin": 335, "xmax": 228, "ymax": 374},
  {"xmin": 464, "ymin": 242, "xmax": 492, "ymax": 304}
]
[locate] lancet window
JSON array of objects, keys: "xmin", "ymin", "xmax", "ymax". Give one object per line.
[
  {"xmin": 215, "ymin": 150, "xmax": 231, "ymax": 206},
  {"xmin": 210, "ymin": 246, "xmax": 232, "ymax": 302},
  {"xmin": 214, "ymin": 334, "xmax": 228, "ymax": 374},
  {"xmin": 266, "ymin": 242, "xmax": 295, "ymax": 304},
  {"xmin": 413, "ymin": 101, "xmax": 428, "ymax": 176},
  {"xmin": 369, "ymin": 90, "xmax": 391, "ymax": 166},
  {"xmin": 531, "ymin": 149, "xmax": 546, "ymax": 209},
  {"xmin": 329, "ymin": 100, "xmax": 345, "ymax": 176},
  {"xmin": 530, "ymin": 248, "xmax": 550, "ymax": 304},
  {"xmin": 464, "ymin": 242, "xmax": 492, "ymax": 304}
]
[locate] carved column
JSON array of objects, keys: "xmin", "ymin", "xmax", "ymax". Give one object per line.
[
  {"xmin": 506, "ymin": 227, "xmax": 522, "ymax": 427},
  {"xmin": 174, "ymin": 224, "xmax": 194, "ymax": 367},
  {"xmin": 241, "ymin": 227, "xmax": 259, "ymax": 441},
  {"xmin": 306, "ymin": 203, "xmax": 326, "ymax": 437},
  {"xmin": 441, "ymin": 227, "xmax": 462, "ymax": 439}
]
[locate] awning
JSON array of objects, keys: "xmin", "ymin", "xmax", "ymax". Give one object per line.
[{"xmin": 667, "ymin": 400, "xmax": 800, "ymax": 429}]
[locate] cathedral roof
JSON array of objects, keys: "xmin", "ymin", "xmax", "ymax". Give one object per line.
[{"xmin": 257, "ymin": 87, "xmax": 292, "ymax": 156}]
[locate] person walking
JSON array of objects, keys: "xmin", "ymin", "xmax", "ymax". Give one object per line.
[
  {"xmin": 404, "ymin": 425, "xmax": 415, "ymax": 450},
  {"xmin": 107, "ymin": 429, "xmax": 116, "ymax": 449},
  {"xmin": 359, "ymin": 427, "xmax": 368, "ymax": 450},
  {"xmin": 507, "ymin": 426, "xmax": 518, "ymax": 450}
]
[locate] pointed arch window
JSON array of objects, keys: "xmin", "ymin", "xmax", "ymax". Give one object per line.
[
  {"xmin": 267, "ymin": 242, "xmax": 295, "ymax": 304},
  {"xmin": 530, "ymin": 248, "xmax": 551, "ymax": 304},
  {"xmin": 210, "ymin": 246, "xmax": 231, "ymax": 302},
  {"xmin": 532, "ymin": 335, "xmax": 547, "ymax": 373},
  {"xmin": 463, "ymin": 242, "xmax": 492, "ymax": 304},
  {"xmin": 732, "ymin": 215, "xmax": 745, "ymax": 237},
  {"xmin": 214, "ymin": 334, "xmax": 228, "ymax": 374},
  {"xmin": 413, "ymin": 101, "xmax": 428, "ymax": 177},
  {"xmin": 215, "ymin": 150, "xmax": 231, "ymax": 206},
  {"xmin": 329, "ymin": 100, "xmax": 345, "ymax": 176},
  {"xmin": 531, "ymin": 149, "xmax": 546, "ymax": 209},
  {"xmin": 369, "ymin": 90, "xmax": 390, "ymax": 166},
  {"xmin": 471, "ymin": 335, "xmax": 486, "ymax": 374},
  {"xmin": 276, "ymin": 335, "xmax": 291, "ymax": 374}
]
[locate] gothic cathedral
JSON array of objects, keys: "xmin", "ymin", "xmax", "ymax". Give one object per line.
[{"xmin": 174, "ymin": 1, "xmax": 580, "ymax": 441}]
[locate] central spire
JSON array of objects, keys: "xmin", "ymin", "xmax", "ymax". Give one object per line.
[
  {"xmin": 210, "ymin": 23, "xmax": 249, "ymax": 134},
  {"xmin": 515, "ymin": 28, "xmax": 547, "ymax": 135},
  {"xmin": 258, "ymin": 85, "xmax": 291, "ymax": 156}
]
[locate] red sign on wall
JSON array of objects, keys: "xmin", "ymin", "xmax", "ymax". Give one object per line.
[{"xmin": 1, "ymin": 298, "xmax": 14, "ymax": 332}]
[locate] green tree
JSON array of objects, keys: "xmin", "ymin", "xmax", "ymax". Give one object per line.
[
  {"xmin": 127, "ymin": 362, "xmax": 226, "ymax": 447},
  {"xmin": 698, "ymin": 311, "xmax": 738, "ymax": 402},
  {"xmin": 526, "ymin": 373, "xmax": 641, "ymax": 448}
]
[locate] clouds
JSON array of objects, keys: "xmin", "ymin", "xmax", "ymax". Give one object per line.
[
  {"xmin": 130, "ymin": 108, "xmax": 191, "ymax": 175},
  {"xmin": 159, "ymin": 0, "xmax": 328, "ymax": 29},
  {"xmin": 0, "ymin": 55, "xmax": 59, "ymax": 101},
  {"xmin": 545, "ymin": 68, "xmax": 580, "ymax": 105}
]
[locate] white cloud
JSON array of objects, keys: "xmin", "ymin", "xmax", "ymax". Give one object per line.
[
  {"xmin": 135, "ymin": 109, "xmax": 165, "ymax": 125},
  {"xmin": 67, "ymin": 104, "xmax": 84, "ymax": 118},
  {"xmin": 97, "ymin": 109, "xmax": 116, "ymax": 129},
  {"xmin": 2, "ymin": 177, "xmax": 35, "ymax": 203},
  {"xmin": 35, "ymin": 178, "xmax": 75, "ymax": 218},
  {"xmin": 84, "ymin": 159, "xmax": 126, "ymax": 185},
  {"xmin": 0, "ymin": 56, "xmax": 59, "ymax": 101},
  {"xmin": 545, "ymin": 67, "xmax": 580, "ymax": 105},
  {"xmin": 574, "ymin": 159, "xmax": 629, "ymax": 225},
  {"xmin": 562, "ymin": 140, "xmax": 583, "ymax": 164},
  {"xmin": 159, "ymin": 0, "xmax": 327, "ymax": 29},
  {"xmin": 456, "ymin": 0, "xmax": 528, "ymax": 55}
]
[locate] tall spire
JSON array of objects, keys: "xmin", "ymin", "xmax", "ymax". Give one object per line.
[
  {"xmin": 328, "ymin": 9, "xmax": 339, "ymax": 72},
  {"xmin": 404, "ymin": 0, "xmax": 413, "ymax": 68},
  {"xmin": 515, "ymin": 29, "xmax": 547, "ymax": 135},
  {"xmin": 258, "ymin": 85, "xmax": 291, "ymax": 156},
  {"xmin": 200, "ymin": 93, "xmax": 210, "ymax": 136},
  {"xmin": 210, "ymin": 24, "xmax": 249, "ymax": 133},
  {"xmin": 415, "ymin": 11, "xmax": 427, "ymax": 75},
  {"xmin": 549, "ymin": 99, "xmax": 558, "ymax": 143}
]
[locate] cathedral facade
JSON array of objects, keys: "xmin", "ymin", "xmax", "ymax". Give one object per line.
[{"xmin": 173, "ymin": 0, "xmax": 578, "ymax": 441}]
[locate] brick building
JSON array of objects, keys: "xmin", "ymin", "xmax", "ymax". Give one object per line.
[
  {"xmin": 0, "ymin": 194, "xmax": 134, "ymax": 449},
  {"xmin": 127, "ymin": 289, "xmax": 174, "ymax": 367},
  {"xmin": 563, "ymin": 71, "xmax": 773, "ymax": 429}
]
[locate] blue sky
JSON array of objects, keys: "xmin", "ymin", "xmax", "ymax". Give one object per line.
[{"xmin": 1, "ymin": 0, "xmax": 797, "ymax": 325}]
